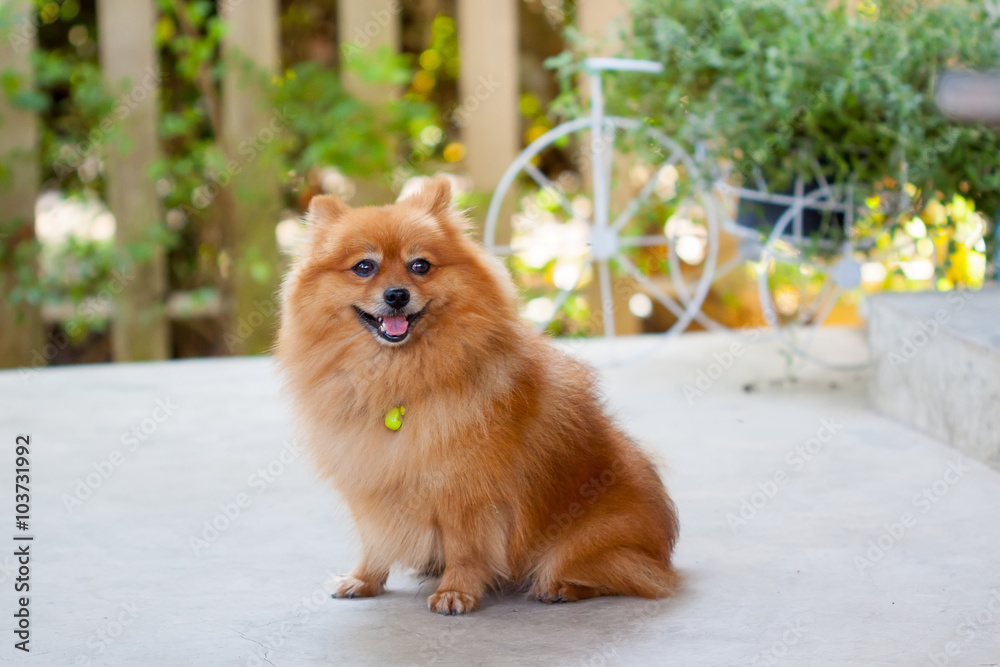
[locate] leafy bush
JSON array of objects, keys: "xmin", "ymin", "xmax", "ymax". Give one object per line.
[
  {"xmin": 274, "ymin": 52, "xmax": 434, "ymax": 186},
  {"xmin": 611, "ymin": 0, "xmax": 1000, "ymax": 217}
]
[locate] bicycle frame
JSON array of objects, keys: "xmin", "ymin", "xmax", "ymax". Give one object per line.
[
  {"xmin": 485, "ymin": 58, "xmax": 665, "ymax": 250},
  {"xmin": 584, "ymin": 58, "xmax": 664, "ymax": 234}
]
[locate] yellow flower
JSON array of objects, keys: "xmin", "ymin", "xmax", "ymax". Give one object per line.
[{"xmin": 443, "ymin": 142, "xmax": 465, "ymax": 163}]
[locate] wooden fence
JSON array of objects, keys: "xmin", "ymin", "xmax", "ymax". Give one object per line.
[{"xmin": 0, "ymin": 0, "xmax": 630, "ymax": 369}]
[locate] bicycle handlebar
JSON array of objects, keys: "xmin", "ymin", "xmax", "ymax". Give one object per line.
[{"xmin": 583, "ymin": 57, "xmax": 664, "ymax": 74}]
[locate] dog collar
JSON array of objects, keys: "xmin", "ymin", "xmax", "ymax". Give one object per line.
[{"xmin": 385, "ymin": 406, "xmax": 405, "ymax": 431}]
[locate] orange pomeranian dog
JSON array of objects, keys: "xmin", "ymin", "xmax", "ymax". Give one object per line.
[{"xmin": 276, "ymin": 176, "xmax": 680, "ymax": 615}]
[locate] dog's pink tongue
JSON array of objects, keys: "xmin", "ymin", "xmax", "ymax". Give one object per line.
[{"xmin": 382, "ymin": 314, "xmax": 408, "ymax": 336}]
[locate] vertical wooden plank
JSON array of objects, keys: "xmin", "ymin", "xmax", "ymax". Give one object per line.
[
  {"xmin": 220, "ymin": 0, "xmax": 282, "ymax": 355},
  {"xmin": 0, "ymin": 0, "xmax": 41, "ymax": 368},
  {"xmin": 456, "ymin": 0, "xmax": 519, "ymax": 192},
  {"xmin": 338, "ymin": 0, "xmax": 401, "ymax": 100},
  {"xmin": 97, "ymin": 0, "xmax": 169, "ymax": 360},
  {"xmin": 337, "ymin": 0, "xmax": 400, "ymax": 205},
  {"xmin": 577, "ymin": 0, "xmax": 629, "ymax": 52}
]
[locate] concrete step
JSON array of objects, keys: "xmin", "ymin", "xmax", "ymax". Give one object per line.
[{"xmin": 868, "ymin": 286, "xmax": 1000, "ymax": 469}]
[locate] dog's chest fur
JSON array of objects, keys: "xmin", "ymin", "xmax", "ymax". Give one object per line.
[{"xmin": 305, "ymin": 384, "xmax": 515, "ymax": 572}]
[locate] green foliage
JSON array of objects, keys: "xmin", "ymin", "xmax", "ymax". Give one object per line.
[
  {"xmin": 38, "ymin": 233, "xmax": 119, "ymax": 336},
  {"xmin": 0, "ymin": 0, "xmax": 434, "ymax": 345},
  {"xmin": 0, "ymin": 1, "xmax": 120, "ymax": 323},
  {"xmin": 581, "ymin": 0, "xmax": 1000, "ymax": 216},
  {"xmin": 399, "ymin": 13, "xmax": 465, "ymax": 175},
  {"xmin": 275, "ymin": 51, "xmax": 432, "ymax": 182}
]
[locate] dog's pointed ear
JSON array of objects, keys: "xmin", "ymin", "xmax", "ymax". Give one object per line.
[
  {"xmin": 307, "ymin": 194, "xmax": 348, "ymax": 225},
  {"xmin": 418, "ymin": 175, "xmax": 473, "ymax": 234},
  {"xmin": 422, "ymin": 175, "xmax": 453, "ymax": 217}
]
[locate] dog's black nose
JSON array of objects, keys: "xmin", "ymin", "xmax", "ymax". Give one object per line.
[{"xmin": 383, "ymin": 287, "xmax": 410, "ymax": 309}]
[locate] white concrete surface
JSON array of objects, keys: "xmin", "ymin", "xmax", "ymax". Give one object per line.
[
  {"xmin": 868, "ymin": 287, "xmax": 1000, "ymax": 469},
  {"xmin": 1, "ymin": 330, "xmax": 999, "ymax": 666}
]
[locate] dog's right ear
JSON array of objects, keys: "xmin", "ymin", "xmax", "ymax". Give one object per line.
[{"xmin": 306, "ymin": 194, "xmax": 348, "ymax": 225}]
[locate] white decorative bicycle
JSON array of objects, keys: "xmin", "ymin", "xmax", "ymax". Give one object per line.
[
  {"xmin": 485, "ymin": 57, "xmax": 872, "ymax": 370},
  {"xmin": 717, "ymin": 168, "xmax": 870, "ymax": 371},
  {"xmin": 484, "ymin": 57, "xmax": 722, "ymax": 364}
]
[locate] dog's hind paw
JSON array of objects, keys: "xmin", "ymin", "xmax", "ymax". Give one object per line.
[{"xmin": 535, "ymin": 583, "xmax": 598, "ymax": 604}]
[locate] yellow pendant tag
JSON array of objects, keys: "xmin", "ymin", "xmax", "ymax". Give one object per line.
[{"xmin": 385, "ymin": 406, "xmax": 405, "ymax": 431}]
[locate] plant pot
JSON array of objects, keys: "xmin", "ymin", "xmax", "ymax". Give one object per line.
[{"xmin": 735, "ymin": 182, "xmax": 846, "ymax": 238}]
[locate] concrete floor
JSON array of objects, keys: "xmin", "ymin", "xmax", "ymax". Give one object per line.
[{"xmin": 2, "ymin": 329, "xmax": 999, "ymax": 666}]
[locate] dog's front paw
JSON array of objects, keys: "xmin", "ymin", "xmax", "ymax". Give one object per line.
[
  {"xmin": 331, "ymin": 575, "xmax": 383, "ymax": 599},
  {"xmin": 427, "ymin": 590, "xmax": 478, "ymax": 615}
]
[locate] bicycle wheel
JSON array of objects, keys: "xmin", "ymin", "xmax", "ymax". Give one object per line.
[
  {"xmin": 484, "ymin": 116, "xmax": 721, "ymax": 365},
  {"xmin": 755, "ymin": 186, "xmax": 870, "ymax": 370}
]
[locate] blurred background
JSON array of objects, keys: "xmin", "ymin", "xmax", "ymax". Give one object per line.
[{"xmin": 0, "ymin": 0, "xmax": 996, "ymax": 369}]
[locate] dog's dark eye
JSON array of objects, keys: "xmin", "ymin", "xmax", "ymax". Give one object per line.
[
  {"xmin": 409, "ymin": 259, "xmax": 431, "ymax": 275},
  {"xmin": 353, "ymin": 260, "xmax": 377, "ymax": 276}
]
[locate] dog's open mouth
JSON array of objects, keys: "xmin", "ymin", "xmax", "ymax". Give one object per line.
[{"xmin": 353, "ymin": 305, "xmax": 427, "ymax": 343}]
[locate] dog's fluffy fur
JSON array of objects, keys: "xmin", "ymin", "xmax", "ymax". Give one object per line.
[{"xmin": 276, "ymin": 176, "xmax": 679, "ymax": 615}]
